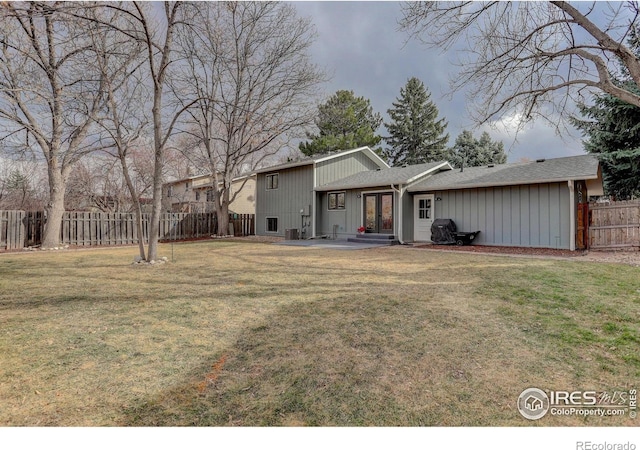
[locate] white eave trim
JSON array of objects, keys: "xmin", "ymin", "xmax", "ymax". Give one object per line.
[
  {"xmin": 405, "ymin": 162, "xmax": 453, "ymax": 185},
  {"xmin": 253, "ymin": 160, "xmax": 314, "ymax": 174},
  {"xmin": 231, "ymin": 174, "xmax": 256, "ymax": 182},
  {"xmin": 408, "ymin": 174, "xmax": 600, "ymax": 192},
  {"xmin": 313, "ymin": 146, "xmax": 390, "ymax": 169}
]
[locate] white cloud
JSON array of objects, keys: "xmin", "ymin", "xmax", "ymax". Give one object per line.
[{"xmin": 479, "ymin": 113, "xmax": 585, "ymax": 162}]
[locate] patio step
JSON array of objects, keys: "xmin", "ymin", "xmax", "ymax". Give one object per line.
[{"xmin": 347, "ymin": 234, "xmax": 400, "ymax": 245}]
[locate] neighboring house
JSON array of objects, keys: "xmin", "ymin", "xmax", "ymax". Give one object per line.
[
  {"xmin": 255, "ymin": 147, "xmax": 603, "ymax": 250},
  {"xmin": 162, "ymin": 173, "xmax": 256, "ymax": 214},
  {"xmin": 67, "ymin": 194, "xmax": 154, "ymax": 213}
]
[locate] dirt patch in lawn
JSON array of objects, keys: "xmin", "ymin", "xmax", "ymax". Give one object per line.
[{"xmin": 414, "ymin": 243, "xmax": 583, "ymax": 258}]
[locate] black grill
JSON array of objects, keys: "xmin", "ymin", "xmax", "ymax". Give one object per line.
[{"xmin": 431, "ymin": 219, "xmax": 480, "ymax": 246}]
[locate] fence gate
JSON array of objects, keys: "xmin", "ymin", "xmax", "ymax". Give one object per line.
[{"xmin": 589, "ymin": 200, "xmax": 640, "ymax": 250}]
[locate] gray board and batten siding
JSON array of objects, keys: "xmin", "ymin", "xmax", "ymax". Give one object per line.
[
  {"xmin": 255, "ymin": 164, "xmax": 314, "ymax": 237},
  {"xmin": 315, "ymin": 151, "xmax": 389, "ymax": 237},
  {"xmin": 255, "ymin": 149, "xmax": 387, "ymax": 237},
  {"xmin": 314, "ymin": 162, "xmax": 449, "ymax": 240},
  {"xmin": 431, "ymin": 183, "xmax": 572, "ymax": 249},
  {"xmin": 407, "ymin": 155, "xmax": 601, "ymax": 249},
  {"xmin": 315, "ymin": 150, "xmax": 389, "ymax": 186},
  {"xmin": 316, "ymin": 187, "xmax": 400, "ymax": 239},
  {"xmin": 316, "ymin": 189, "xmax": 366, "ymax": 239}
]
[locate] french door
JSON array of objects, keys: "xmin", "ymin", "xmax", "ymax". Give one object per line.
[{"xmin": 364, "ymin": 193, "xmax": 394, "ymax": 234}]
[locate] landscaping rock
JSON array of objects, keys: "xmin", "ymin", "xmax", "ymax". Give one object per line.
[{"xmin": 131, "ymin": 257, "xmax": 168, "ymax": 267}]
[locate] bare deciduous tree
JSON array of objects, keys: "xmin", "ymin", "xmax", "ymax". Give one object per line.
[
  {"xmin": 84, "ymin": 1, "xmax": 197, "ymax": 261},
  {"xmin": 86, "ymin": 4, "xmax": 151, "ymax": 259},
  {"xmin": 176, "ymin": 1, "xmax": 325, "ymax": 236},
  {"xmin": 400, "ymin": 1, "xmax": 640, "ymax": 130},
  {"xmin": 0, "ymin": 2, "xmax": 107, "ymax": 248}
]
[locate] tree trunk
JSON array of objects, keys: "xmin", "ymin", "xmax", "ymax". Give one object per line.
[
  {"xmin": 133, "ymin": 203, "xmax": 147, "ymax": 260},
  {"xmin": 147, "ymin": 161, "xmax": 164, "ymax": 261},
  {"xmin": 147, "ymin": 69, "xmax": 166, "ymax": 262},
  {"xmin": 41, "ymin": 175, "xmax": 66, "ymax": 249},
  {"xmin": 212, "ymin": 178, "xmax": 231, "ymax": 237},
  {"xmin": 118, "ymin": 155, "xmax": 146, "ymax": 260},
  {"xmin": 217, "ymin": 201, "xmax": 230, "ymax": 237}
]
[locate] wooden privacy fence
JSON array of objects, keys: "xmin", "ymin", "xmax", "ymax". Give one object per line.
[
  {"xmin": 589, "ymin": 200, "xmax": 640, "ymax": 250},
  {"xmin": 0, "ymin": 210, "xmax": 26, "ymax": 250},
  {"xmin": 0, "ymin": 210, "xmax": 254, "ymax": 250}
]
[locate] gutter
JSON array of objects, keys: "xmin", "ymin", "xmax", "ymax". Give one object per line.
[
  {"xmin": 312, "ymin": 163, "xmax": 317, "ymax": 237},
  {"xmin": 408, "ymin": 175, "xmax": 600, "ymax": 193}
]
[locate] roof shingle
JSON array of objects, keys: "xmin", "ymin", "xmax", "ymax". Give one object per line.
[
  {"xmin": 407, "ymin": 154, "xmax": 599, "ymax": 192},
  {"xmin": 315, "ymin": 161, "xmax": 450, "ymax": 191}
]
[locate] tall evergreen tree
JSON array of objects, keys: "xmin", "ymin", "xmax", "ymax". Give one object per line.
[
  {"xmin": 299, "ymin": 90, "xmax": 383, "ymax": 156},
  {"xmin": 572, "ymin": 83, "xmax": 640, "ymax": 199},
  {"xmin": 383, "ymin": 77, "xmax": 449, "ymax": 166},
  {"xmin": 448, "ymin": 130, "xmax": 507, "ymax": 169}
]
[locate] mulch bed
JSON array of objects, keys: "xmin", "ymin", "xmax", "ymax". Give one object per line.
[{"xmin": 413, "ymin": 243, "xmax": 585, "ymax": 258}]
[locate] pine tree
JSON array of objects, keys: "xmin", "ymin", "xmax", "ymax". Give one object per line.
[
  {"xmin": 448, "ymin": 130, "xmax": 507, "ymax": 168},
  {"xmin": 571, "ymin": 34, "xmax": 640, "ymax": 200},
  {"xmin": 383, "ymin": 77, "xmax": 449, "ymax": 166},
  {"xmin": 572, "ymin": 81, "xmax": 640, "ymax": 200},
  {"xmin": 299, "ymin": 90, "xmax": 383, "ymax": 156}
]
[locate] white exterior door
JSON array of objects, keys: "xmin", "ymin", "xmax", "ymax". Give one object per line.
[{"xmin": 414, "ymin": 194, "xmax": 435, "ymax": 242}]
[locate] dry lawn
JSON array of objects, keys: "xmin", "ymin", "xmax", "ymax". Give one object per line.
[{"xmin": 0, "ymin": 241, "xmax": 638, "ymax": 426}]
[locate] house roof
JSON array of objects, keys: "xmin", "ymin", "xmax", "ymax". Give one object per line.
[
  {"xmin": 164, "ymin": 173, "xmax": 210, "ymax": 186},
  {"xmin": 163, "ymin": 172, "xmax": 255, "ymax": 188},
  {"xmin": 253, "ymin": 146, "xmax": 389, "ymax": 174},
  {"xmin": 407, "ymin": 154, "xmax": 600, "ymax": 192},
  {"xmin": 315, "ymin": 161, "xmax": 451, "ymax": 191}
]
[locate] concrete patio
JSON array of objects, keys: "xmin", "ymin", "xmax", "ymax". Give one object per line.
[{"xmin": 274, "ymin": 238, "xmax": 396, "ymax": 250}]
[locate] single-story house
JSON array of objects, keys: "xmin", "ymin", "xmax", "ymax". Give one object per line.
[
  {"xmin": 255, "ymin": 147, "xmax": 603, "ymax": 250},
  {"xmin": 162, "ymin": 173, "xmax": 255, "ymax": 214}
]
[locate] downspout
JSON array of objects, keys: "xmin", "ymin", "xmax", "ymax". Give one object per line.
[
  {"xmin": 568, "ymin": 180, "xmax": 576, "ymax": 251},
  {"xmin": 312, "ymin": 164, "xmax": 317, "ymax": 238},
  {"xmin": 391, "ymin": 184, "xmax": 405, "ymax": 244}
]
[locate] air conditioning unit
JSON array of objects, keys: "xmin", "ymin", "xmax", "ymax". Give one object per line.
[{"xmin": 285, "ymin": 228, "xmax": 299, "ymax": 240}]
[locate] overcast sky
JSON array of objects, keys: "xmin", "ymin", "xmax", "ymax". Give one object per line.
[{"xmin": 292, "ymin": 1, "xmax": 587, "ymax": 163}]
